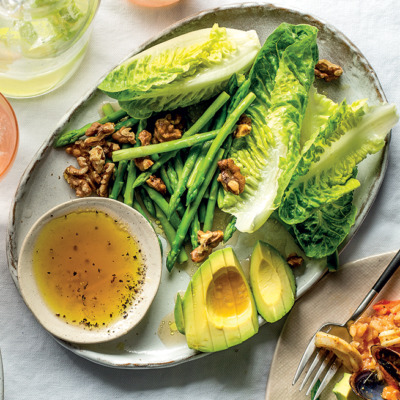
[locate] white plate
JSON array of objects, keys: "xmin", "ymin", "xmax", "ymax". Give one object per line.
[{"xmin": 7, "ymin": 3, "xmax": 389, "ymax": 368}]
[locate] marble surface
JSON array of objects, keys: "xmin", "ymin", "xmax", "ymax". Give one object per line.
[{"xmin": 1, "ymin": 0, "xmax": 399, "ymax": 399}]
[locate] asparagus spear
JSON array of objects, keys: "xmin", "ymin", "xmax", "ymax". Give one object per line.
[
  {"xmin": 166, "ymin": 149, "xmax": 224, "ymax": 271},
  {"xmin": 112, "ymin": 130, "xmax": 220, "ymax": 162},
  {"xmin": 55, "ymin": 109, "xmax": 128, "ymax": 147},
  {"xmin": 185, "ymin": 75, "xmax": 240, "ymax": 190},
  {"xmin": 129, "ymin": 92, "xmax": 230, "ymax": 191},
  {"xmin": 140, "ymin": 188, "xmax": 156, "ymax": 218},
  {"xmin": 203, "ymin": 174, "xmax": 219, "ymax": 232},
  {"xmin": 142, "ymin": 186, "xmax": 181, "ymax": 231},
  {"xmin": 109, "ymin": 143, "xmax": 130, "ymax": 200},
  {"xmin": 174, "ymin": 152, "xmax": 184, "ymax": 180},
  {"xmin": 132, "ymin": 198, "xmax": 149, "ymax": 221},
  {"xmin": 123, "ymin": 160, "xmax": 137, "ymax": 207},
  {"xmin": 154, "ymin": 204, "xmax": 188, "ymax": 264},
  {"xmin": 190, "ymin": 212, "xmax": 200, "ymax": 249},
  {"xmin": 186, "ymin": 142, "xmax": 212, "ymax": 188},
  {"xmin": 223, "ymin": 216, "xmax": 237, "ymax": 242},
  {"xmin": 133, "ymin": 193, "xmax": 163, "ymax": 253},
  {"xmin": 166, "ymin": 162, "xmax": 179, "ymax": 192},
  {"xmin": 102, "ymin": 103, "xmax": 115, "ymax": 116},
  {"xmin": 203, "ymin": 133, "xmax": 233, "ymax": 229},
  {"xmin": 168, "ymin": 143, "xmax": 203, "ymax": 218},
  {"xmin": 114, "ymin": 117, "xmax": 139, "ymax": 131},
  {"xmin": 186, "ymin": 92, "xmax": 256, "ymax": 205},
  {"xmin": 118, "ymin": 119, "xmax": 148, "ymax": 202},
  {"xmin": 160, "ymin": 165, "xmax": 174, "ymax": 195},
  {"xmin": 198, "ymin": 201, "xmax": 206, "ymax": 224}
]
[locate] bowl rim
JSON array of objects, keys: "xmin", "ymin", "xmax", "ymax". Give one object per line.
[
  {"xmin": 17, "ymin": 197, "xmax": 162, "ymax": 344},
  {"xmin": 0, "ymin": 93, "xmax": 19, "ymax": 179}
]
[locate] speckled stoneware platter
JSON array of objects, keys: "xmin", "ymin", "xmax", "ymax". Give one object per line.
[{"xmin": 7, "ymin": 3, "xmax": 389, "ymax": 368}]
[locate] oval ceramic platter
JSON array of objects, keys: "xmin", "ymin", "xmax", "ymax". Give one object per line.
[{"xmin": 7, "ymin": 3, "xmax": 389, "ymax": 369}]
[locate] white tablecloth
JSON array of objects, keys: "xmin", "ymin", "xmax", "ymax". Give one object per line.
[{"xmin": 1, "ymin": 1, "xmax": 399, "ymax": 399}]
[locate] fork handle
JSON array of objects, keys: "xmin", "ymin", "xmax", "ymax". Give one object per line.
[{"xmin": 347, "ymin": 249, "xmax": 400, "ymax": 323}]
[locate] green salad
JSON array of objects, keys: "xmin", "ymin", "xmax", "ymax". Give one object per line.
[{"xmin": 57, "ymin": 22, "xmax": 398, "ymax": 272}]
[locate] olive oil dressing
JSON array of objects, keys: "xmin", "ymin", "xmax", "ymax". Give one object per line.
[{"xmin": 33, "ymin": 210, "xmax": 145, "ymax": 328}]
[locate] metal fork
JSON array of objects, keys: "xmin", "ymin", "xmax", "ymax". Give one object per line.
[{"xmin": 293, "ymin": 249, "xmax": 400, "ymax": 399}]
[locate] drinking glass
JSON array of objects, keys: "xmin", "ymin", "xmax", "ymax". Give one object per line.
[
  {"xmin": 0, "ymin": 92, "xmax": 18, "ymax": 179},
  {"xmin": 0, "ymin": 0, "xmax": 100, "ymax": 98},
  {"xmin": 128, "ymin": 0, "xmax": 179, "ymax": 7}
]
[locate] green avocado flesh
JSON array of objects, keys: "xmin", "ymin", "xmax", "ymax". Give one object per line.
[
  {"xmin": 174, "ymin": 247, "xmax": 259, "ymax": 352},
  {"xmin": 333, "ymin": 373, "xmax": 360, "ymax": 400},
  {"xmin": 250, "ymin": 241, "xmax": 296, "ymax": 323}
]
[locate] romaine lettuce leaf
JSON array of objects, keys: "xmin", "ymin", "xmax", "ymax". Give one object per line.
[
  {"xmin": 279, "ymin": 102, "xmax": 398, "ymax": 225},
  {"xmin": 220, "ymin": 23, "xmax": 319, "ymax": 233},
  {"xmin": 292, "ymin": 185, "xmax": 357, "ymax": 259},
  {"xmin": 98, "ymin": 24, "xmax": 261, "ymax": 119}
]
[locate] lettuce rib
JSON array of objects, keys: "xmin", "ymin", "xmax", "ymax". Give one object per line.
[{"xmin": 220, "ymin": 23, "xmax": 319, "ymax": 233}]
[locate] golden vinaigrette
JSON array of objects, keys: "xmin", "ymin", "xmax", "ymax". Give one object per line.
[{"xmin": 33, "ymin": 210, "xmax": 144, "ymax": 328}]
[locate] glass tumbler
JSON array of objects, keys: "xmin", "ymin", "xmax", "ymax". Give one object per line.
[
  {"xmin": 0, "ymin": 92, "xmax": 18, "ymax": 179},
  {"xmin": 0, "ymin": 0, "xmax": 100, "ymax": 98}
]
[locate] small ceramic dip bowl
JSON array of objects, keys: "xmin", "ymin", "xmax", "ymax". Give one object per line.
[{"xmin": 18, "ymin": 198, "xmax": 162, "ymax": 344}]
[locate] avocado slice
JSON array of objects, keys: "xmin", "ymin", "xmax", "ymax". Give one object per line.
[
  {"xmin": 250, "ymin": 241, "xmax": 296, "ymax": 323},
  {"xmin": 333, "ymin": 373, "xmax": 361, "ymax": 400},
  {"xmin": 174, "ymin": 247, "xmax": 259, "ymax": 352},
  {"xmin": 174, "ymin": 293, "xmax": 185, "ymax": 334}
]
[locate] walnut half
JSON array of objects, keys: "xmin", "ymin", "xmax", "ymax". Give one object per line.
[
  {"xmin": 146, "ymin": 175, "xmax": 167, "ymax": 195},
  {"xmin": 217, "ymin": 158, "xmax": 245, "ymax": 195},
  {"xmin": 191, "ymin": 230, "xmax": 224, "ymax": 263},
  {"xmin": 153, "ymin": 113, "xmax": 183, "ymax": 143},
  {"xmin": 233, "ymin": 114, "xmax": 252, "ymax": 138},
  {"xmin": 286, "ymin": 253, "xmax": 304, "ymax": 268},
  {"xmin": 315, "ymin": 59, "xmax": 343, "ymax": 82}
]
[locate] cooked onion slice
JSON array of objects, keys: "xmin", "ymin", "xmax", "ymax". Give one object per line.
[
  {"xmin": 379, "ymin": 329, "xmax": 400, "ymax": 347},
  {"xmin": 315, "ymin": 332, "xmax": 362, "ymax": 372}
]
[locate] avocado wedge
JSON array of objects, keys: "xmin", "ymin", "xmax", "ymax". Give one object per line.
[
  {"xmin": 174, "ymin": 247, "xmax": 259, "ymax": 352},
  {"xmin": 250, "ymin": 241, "xmax": 296, "ymax": 323}
]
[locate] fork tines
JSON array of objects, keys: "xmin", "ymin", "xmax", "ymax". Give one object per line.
[{"xmin": 293, "ymin": 335, "xmax": 342, "ymax": 398}]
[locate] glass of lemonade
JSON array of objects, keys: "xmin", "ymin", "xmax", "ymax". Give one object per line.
[{"xmin": 0, "ymin": 0, "xmax": 100, "ymax": 98}]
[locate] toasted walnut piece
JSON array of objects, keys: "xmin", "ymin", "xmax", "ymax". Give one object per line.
[
  {"xmin": 112, "ymin": 126, "xmax": 136, "ymax": 145},
  {"xmin": 64, "ymin": 157, "xmax": 96, "ymax": 197},
  {"xmin": 138, "ymin": 130, "xmax": 152, "ymax": 146},
  {"xmin": 154, "ymin": 113, "xmax": 183, "ymax": 143},
  {"xmin": 65, "ymin": 156, "xmax": 89, "ymax": 176},
  {"xmin": 88, "ymin": 170, "xmax": 101, "ymax": 186},
  {"xmin": 97, "ymin": 163, "xmax": 115, "ymax": 197},
  {"xmin": 217, "ymin": 158, "xmax": 245, "ymax": 195},
  {"xmin": 85, "ymin": 121, "xmax": 115, "ymax": 137},
  {"xmin": 84, "ymin": 122, "xmax": 115, "ymax": 147},
  {"xmin": 85, "ymin": 122, "xmax": 102, "ymax": 137},
  {"xmin": 234, "ymin": 114, "xmax": 252, "ymax": 138},
  {"xmin": 89, "ymin": 146, "xmax": 105, "ymax": 174},
  {"xmin": 146, "ymin": 175, "xmax": 167, "ymax": 195},
  {"xmin": 286, "ymin": 253, "xmax": 304, "ymax": 268},
  {"xmin": 134, "ymin": 157, "xmax": 154, "ymax": 171},
  {"xmin": 63, "ymin": 173, "xmax": 94, "ymax": 197},
  {"xmin": 65, "ymin": 140, "xmax": 90, "ymax": 158},
  {"xmin": 102, "ymin": 141, "xmax": 120, "ymax": 157},
  {"xmin": 315, "ymin": 59, "xmax": 343, "ymax": 82},
  {"xmin": 190, "ymin": 230, "xmax": 224, "ymax": 263}
]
